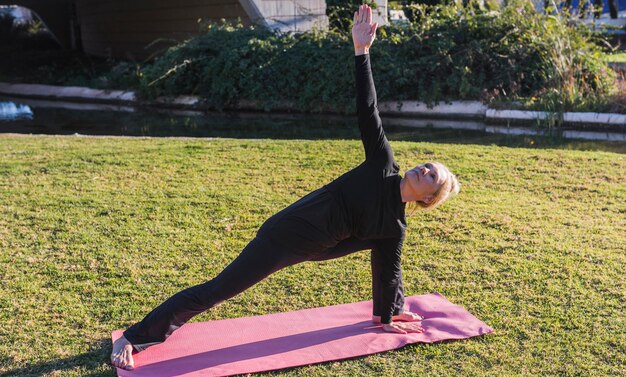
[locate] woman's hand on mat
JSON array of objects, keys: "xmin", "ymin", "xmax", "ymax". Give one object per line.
[
  {"xmin": 394, "ymin": 311, "xmax": 424, "ymax": 322},
  {"xmin": 372, "ymin": 311, "xmax": 424, "ymax": 324},
  {"xmin": 382, "ymin": 321, "xmax": 424, "ymax": 334},
  {"xmin": 352, "ymin": 4, "xmax": 378, "ymax": 56}
]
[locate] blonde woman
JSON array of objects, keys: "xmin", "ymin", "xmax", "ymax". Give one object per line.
[{"xmin": 111, "ymin": 4, "xmax": 459, "ymax": 370}]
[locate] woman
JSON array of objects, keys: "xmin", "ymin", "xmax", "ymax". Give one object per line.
[{"xmin": 111, "ymin": 5, "xmax": 459, "ymax": 370}]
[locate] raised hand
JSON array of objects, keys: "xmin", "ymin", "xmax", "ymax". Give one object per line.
[
  {"xmin": 352, "ymin": 4, "xmax": 378, "ymax": 56},
  {"xmin": 382, "ymin": 321, "xmax": 425, "ymax": 334}
]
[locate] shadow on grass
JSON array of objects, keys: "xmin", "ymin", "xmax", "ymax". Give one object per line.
[{"xmin": 1, "ymin": 340, "xmax": 116, "ymax": 377}]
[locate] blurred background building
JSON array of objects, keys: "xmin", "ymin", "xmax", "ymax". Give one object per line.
[{"xmin": 0, "ymin": 0, "xmax": 353, "ymax": 59}]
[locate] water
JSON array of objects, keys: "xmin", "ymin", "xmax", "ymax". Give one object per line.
[
  {"xmin": 0, "ymin": 98, "xmax": 624, "ymax": 153},
  {"xmin": 0, "ymin": 101, "xmax": 33, "ymax": 120}
]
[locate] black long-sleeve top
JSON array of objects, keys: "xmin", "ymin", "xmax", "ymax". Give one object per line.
[
  {"xmin": 332, "ymin": 53, "xmax": 407, "ymax": 323},
  {"xmin": 257, "ymin": 54, "xmax": 406, "ymax": 324}
]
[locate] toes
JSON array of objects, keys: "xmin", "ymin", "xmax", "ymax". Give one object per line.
[
  {"xmin": 125, "ymin": 355, "xmax": 135, "ymax": 370},
  {"xmin": 111, "ymin": 342, "xmax": 135, "ymax": 370}
]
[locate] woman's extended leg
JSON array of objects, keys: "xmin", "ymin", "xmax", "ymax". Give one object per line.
[{"xmin": 123, "ymin": 236, "xmax": 309, "ymax": 351}]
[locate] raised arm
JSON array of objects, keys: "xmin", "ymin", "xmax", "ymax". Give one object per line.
[{"xmin": 352, "ymin": 5, "xmax": 393, "ymax": 164}]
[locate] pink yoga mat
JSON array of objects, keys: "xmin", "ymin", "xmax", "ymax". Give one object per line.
[{"xmin": 112, "ymin": 292, "xmax": 493, "ymax": 376}]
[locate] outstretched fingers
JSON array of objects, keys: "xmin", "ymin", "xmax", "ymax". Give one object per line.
[
  {"xmin": 354, "ymin": 5, "xmax": 376, "ymax": 27},
  {"xmin": 371, "ymin": 22, "xmax": 378, "ymax": 37},
  {"xmin": 386, "ymin": 324, "xmax": 407, "ymax": 334},
  {"xmin": 351, "ymin": 4, "xmax": 377, "ymax": 53},
  {"xmin": 395, "ymin": 311, "xmax": 424, "ymax": 322},
  {"xmin": 383, "ymin": 321, "xmax": 425, "ymax": 334},
  {"xmin": 399, "ymin": 322, "xmax": 424, "ymax": 333}
]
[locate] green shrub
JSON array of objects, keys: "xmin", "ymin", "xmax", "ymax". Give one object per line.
[
  {"xmin": 136, "ymin": 0, "xmax": 616, "ymax": 114},
  {"xmin": 139, "ymin": 22, "xmax": 356, "ymax": 112},
  {"xmin": 326, "ymin": 0, "xmax": 378, "ymax": 32},
  {"xmin": 387, "ymin": 0, "xmax": 615, "ymax": 110}
]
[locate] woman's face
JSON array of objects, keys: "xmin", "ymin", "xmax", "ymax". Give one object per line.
[{"xmin": 404, "ymin": 162, "xmax": 448, "ymax": 204}]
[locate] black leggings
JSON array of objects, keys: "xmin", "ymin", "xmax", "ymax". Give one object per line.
[{"xmin": 123, "ymin": 236, "xmax": 404, "ymax": 351}]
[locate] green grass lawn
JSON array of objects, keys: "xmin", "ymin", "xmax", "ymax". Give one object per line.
[{"xmin": 0, "ymin": 135, "xmax": 624, "ymax": 376}]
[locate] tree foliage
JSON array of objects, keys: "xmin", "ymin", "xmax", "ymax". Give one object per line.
[{"xmin": 137, "ymin": 0, "xmax": 615, "ymax": 113}]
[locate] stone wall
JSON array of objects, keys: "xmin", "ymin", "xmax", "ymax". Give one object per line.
[
  {"xmin": 2, "ymin": 0, "xmax": 380, "ymax": 59},
  {"xmin": 0, "ymin": 0, "xmax": 72, "ymax": 48},
  {"xmin": 242, "ymin": 0, "xmax": 328, "ymax": 32},
  {"xmin": 76, "ymin": 0, "xmax": 251, "ymax": 59}
]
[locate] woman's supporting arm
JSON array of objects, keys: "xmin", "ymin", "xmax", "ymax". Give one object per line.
[
  {"xmin": 372, "ymin": 239, "xmax": 424, "ymax": 334},
  {"xmin": 371, "ymin": 248, "xmax": 405, "ymax": 320},
  {"xmin": 372, "ymin": 237, "xmax": 405, "ymax": 325}
]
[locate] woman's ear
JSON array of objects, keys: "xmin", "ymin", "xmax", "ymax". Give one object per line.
[{"xmin": 422, "ymin": 195, "xmax": 434, "ymax": 204}]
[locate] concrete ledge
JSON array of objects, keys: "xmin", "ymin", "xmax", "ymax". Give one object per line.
[
  {"xmin": 486, "ymin": 109, "xmax": 551, "ymax": 122},
  {"xmin": 155, "ymin": 95, "xmax": 201, "ymax": 108},
  {"xmin": 1, "ymin": 82, "xmax": 625, "ymax": 130},
  {"xmin": 563, "ymin": 112, "xmax": 626, "ymax": 125},
  {"xmin": 486, "ymin": 109, "xmax": 626, "ymax": 126},
  {"xmin": 379, "ymin": 100, "xmax": 488, "ymax": 119},
  {"xmin": 0, "ymin": 82, "xmax": 136, "ymax": 103},
  {"xmin": 0, "ymin": 97, "xmax": 136, "ymax": 112},
  {"xmin": 562, "ymin": 130, "xmax": 626, "ymax": 141}
]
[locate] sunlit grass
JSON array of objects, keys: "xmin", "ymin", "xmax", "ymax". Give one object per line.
[
  {"xmin": 0, "ymin": 135, "xmax": 624, "ymax": 376},
  {"xmin": 605, "ymin": 52, "xmax": 626, "ymax": 63}
]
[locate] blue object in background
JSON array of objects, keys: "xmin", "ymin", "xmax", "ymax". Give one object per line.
[
  {"xmin": 0, "ymin": 102, "xmax": 34, "ymax": 121},
  {"xmin": 558, "ymin": 0, "xmax": 624, "ymax": 15}
]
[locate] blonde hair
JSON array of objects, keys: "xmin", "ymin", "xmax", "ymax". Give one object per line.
[{"xmin": 407, "ymin": 162, "xmax": 460, "ymax": 213}]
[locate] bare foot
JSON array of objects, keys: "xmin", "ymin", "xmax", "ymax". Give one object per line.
[{"xmin": 111, "ymin": 335, "xmax": 135, "ymax": 370}]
